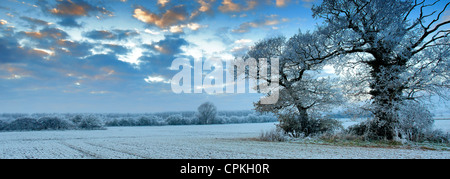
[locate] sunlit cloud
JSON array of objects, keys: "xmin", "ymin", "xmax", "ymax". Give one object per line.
[
  {"xmin": 145, "ymin": 75, "xmax": 170, "ymax": 84},
  {"xmin": 169, "ymin": 23, "xmax": 207, "ymax": 33},
  {"xmin": 275, "ymin": 0, "xmax": 289, "ymax": 7},
  {"xmin": 232, "ymin": 15, "xmax": 287, "ymax": 33},
  {"xmin": 133, "ymin": 6, "xmax": 188, "ymax": 29},
  {"xmin": 42, "ymin": 0, "xmax": 113, "ymax": 27},
  {"xmin": 0, "ymin": 19, "xmax": 8, "ymax": 25},
  {"xmin": 158, "ymin": 0, "xmax": 170, "ymax": 7},
  {"xmin": 218, "ymin": 0, "xmax": 257, "ymax": 12}
]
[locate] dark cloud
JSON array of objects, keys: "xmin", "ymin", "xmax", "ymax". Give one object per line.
[
  {"xmin": 0, "ymin": 36, "xmax": 26, "ymax": 64},
  {"xmin": 20, "ymin": 16, "xmax": 52, "ymax": 28},
  {"xmin": 38, "ymin": 0, "xmax": 113, "ymax": 27},
  {"xmin": 49, "ymin": 0, "xmax": 113, "ymax": 17},
  {"xmin": 84, "ymin": 30, "xmax": 116, "ymax": 40},
  {"xmin": 0, "ymin": 30, "xmax": 143, "ymax": 95},
  {"xmin": 147, "ymin": 34, "xmax": 189, "ymax": 55},
  {"xmin": 57, "ymin": 17, "xmax": 82, "ymax": 27},
  {"xmin": 20, "ymin": 27, "xmax": 69, "ymax": 40},
  {"xmin": 83, "ymin": 29, "xmax": 139, "ymax": 41},
  {"xmin": 232, "ymin": 15, "xmax": 287, "ymax": 33},
  {"xmin": 56, "ymin": 39, "xmax": 94, "ymax": 58},
  {"xmin": 138, "ymin": 34, "xmax": 191, "ymax": 79}
]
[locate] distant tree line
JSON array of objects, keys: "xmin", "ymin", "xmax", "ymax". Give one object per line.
[{"xmin": 0, "ymin": 110, "xmax": 276, "ymax": 132}]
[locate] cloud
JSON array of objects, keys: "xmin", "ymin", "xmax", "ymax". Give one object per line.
[
  {"xmin": 20, "ymin": 16, "xmax": 52, "ymax": 27},
  {"xmin": 197, "ymin": 0, "xmax": 215, "ymax": 12},
  {"xmin": 232, "ymin": 15, "xmax": 287, "ymax": 33},
  {"xmin": 219, "ymin": 0, "xmax": 240, "ymax": 12},
  {"xmin": 0, "ymin": 19, "xmax": 8, "ymax": 25},
  {"xmin": 218, "ymin": 0, "xmax": 257, "ymax": 13},
  {"xmin": 21, "ymin": 27, "xmax": 69, "ymax": 40},
  {"xmin": 138, "ymin": 34, "xmax": 191, "ymax": 78},
  {"xmin": 158, "ymin": 0, "xmax": 170, "ymax": 7},
  {"xmin": 190, "ymin": 0, "xmax": 216, "ymax": 19},
  {"xmin": 144, "ymin": 29, "xmax": 161, "ymax": 35},
  {"xmin": 444, "ymin": 10, "xmax": 450, "ymax": 22},
  {"xmin": 83, "ymin": 29, "xmax": 139, "ymax": 41},
  {"xmin": 0, "ymin": 64, "xmax": 34, "ymax": 80},
  {"xmin": 58, "ymin": 18, "xmax": 83, "ymax": 27},
  {"xmin": 234, "ymin": 39, "xmax": 252, "ymax": 44},
  {"xmin": 144, "ymin": 75, "xmax": 170, "ymax": 84},
  {"xmin": 300, "ymin": 0, "xmax": 318, "ymax": 8},
  {"xmin": 230, "ymin": 39, "xmax": 253, "ymax": 56},
  {"xmin": 55, "ymin": 39, "xmax": 94, "ymax": 58},
  {"xmin": 133, "ymin": 1, "xmax": 216, "ymax": 32},
  {"xmin": 17, "ymin": 27, "xmax": 94, "ymax": 59},
  {"xmin": 148, "ymin": 34, "xmax": 189, "ymax": 55},
  {"xmin": 0, "ymin": 20, "xmax": 150, "ymax": 98},
  {"xmin": 168, "ymin": 23, "xmax": 207, "ymax": 33},
  {"xmin": 40, "ymin": 0, "xmax": 113, "ymax": 27},
  {"xmin": 133, "ymin": 5, "xmax": 188, "ymax": 29},
  {"xmin": 49, "ymin": 0, "xmax": 112, "ymax": 17},
  {"xmin": 275, "ymin": 0, "xmax": 289, "ymax": 7},
  {"xmin": 84, "ymin": 30, "xmax": 116, "ymax": 40}
]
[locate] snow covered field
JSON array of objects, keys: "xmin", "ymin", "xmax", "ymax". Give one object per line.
[{"xmin": 1, "ymin": 122, "xmax": 449, "ymax": 159}]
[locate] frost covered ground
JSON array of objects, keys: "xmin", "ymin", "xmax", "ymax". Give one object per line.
[{"xmin": 1, "ymin": 121, "xmax": 449, "ymax": 159}]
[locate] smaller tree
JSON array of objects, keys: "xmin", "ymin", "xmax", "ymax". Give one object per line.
[
  {"xmin": 243, "ymin": 32, "xmax": 344, "ymax": 136},
  {"xmin": 197, "ymin": 102, "xmax": 217, "ymax": 124}
]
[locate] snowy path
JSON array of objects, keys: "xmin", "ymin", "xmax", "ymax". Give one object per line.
[{"xmin": 0, "ymin": 122, "xmax": 449, "ymax": 159}]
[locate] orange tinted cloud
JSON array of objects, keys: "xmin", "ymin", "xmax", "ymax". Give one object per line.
[
  {"xmin": 133, "ymin": 6, "xmax": 187, "ymax": 28},
  {"xmin": 276, "ymin": 0, "xmax": 288, "ymax": 7},
  {"xmin": 49, "ymin": 0, "xmax": 112, "ymax": 17},
  {"xmin": 158, "ymin": 0, "xmax": 170, "ymax": 7},
  {"xmin": 218, "ymin": 0, "xmax": 257, "ymax": 12},
  {"xmin": 24, "ymin": 32, "xmax": 44, "ymax": 38},
  {"xmin": 50, "ymin": 1, "xmax": 88, "ymax": 16},
  {"xmin": 0, "ymin": 19, "xmax": 7, "ymax": 25},
  {"xmin": 23, "ymin": 28, "xmax": 68, "ymax": 39}
]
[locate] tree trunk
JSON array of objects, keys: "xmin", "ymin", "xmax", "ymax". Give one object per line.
[
  {"xmin": 296, "ymin": 105, "xmax": 311, "ymax": 135},
  {"xmin": 367, "ymin": 57, "xmax": 406, "ymax": 140}
]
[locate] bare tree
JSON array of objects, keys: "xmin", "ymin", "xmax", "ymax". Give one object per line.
[
  {"xmin": 242, "ymin": 31, "xmax": 344, "ymax": 136},
  {"xmin": 312, "ymin": 0, "xmax": 450, "ymax": 139},
  {"xmin": 197, "ymin": 102, "xmax": 217, "ymax": 124}
]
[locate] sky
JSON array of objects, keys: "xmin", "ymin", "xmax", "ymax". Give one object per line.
[
  {"xmin": 0, "ymin": 0, "xmax": 448, "ymax": 114},
  {"xmin": 0, "ymin": 0, "xmax": 323, "ymax": 113}
]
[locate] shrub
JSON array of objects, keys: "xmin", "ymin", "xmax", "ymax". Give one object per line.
[
  {"xmin": 259, "ymin": 128, "xmax": 289, "ymax": 142},
  {"xmin": 38, "ymin": 117, "xmax": 73, "ymax": 130},
  {"xmin": 347, "ymin": 118, "xmax": 390, "ymax": 140},
  {"xmin": 397, "ymin": 102, "xmax": 436, "ymax": 142},
  {"xmin": 348, "ymin": 102, "xmax": 450, "ymax": 143},
  {"xmin": 117, "ymin": 118, "xmax": 137, "ymax": 126},
  {"xmin": 136, "ymin": 116, "xmax": 154, "ymax": 126},
  {"xmin": 0, "ymin": 120, "xmax": 7, "ymax": 131},
  {"xmin": 278, "ymin": 114, "xmax": 343, "ymax": 137},
  {"xmin": 166, "ymin": 114, "xmax": 188, "ymax": 125},
  {"xmin": 208, "ymin": 116, "xmax": 224, "ymax": 124},
  {"xmin": 70, "ymin": 115, "xmax": 83, "ymax": 125},
  {"xmin": 105, "ymin": 119, "xmax": 121, "ymax": 126},
  {"xmin": 77, "ymin": 115, "xmax": 105, "ymax": 130},
  {"xmin": 5, "ymin": 117, "xmax": 41, "ymax": 131}
]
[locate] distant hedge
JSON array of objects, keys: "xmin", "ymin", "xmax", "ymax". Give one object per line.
[
  {"xmin": 0, "ymin": 111, "xmax": 277, "ymax": 132},
  {"xmin": 0, "ymin": 115, "xmax": 105, "ymax": 132}
]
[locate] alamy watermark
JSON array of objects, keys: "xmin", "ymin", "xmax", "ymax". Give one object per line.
[{"xmin": 170, "ymin": 57, "xmax": 280, "ymax": 104}]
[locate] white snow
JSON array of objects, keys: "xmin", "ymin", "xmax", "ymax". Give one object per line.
[{"xmin": 0, "ymin": 122, "xmax": 449, "ymax": 159}]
